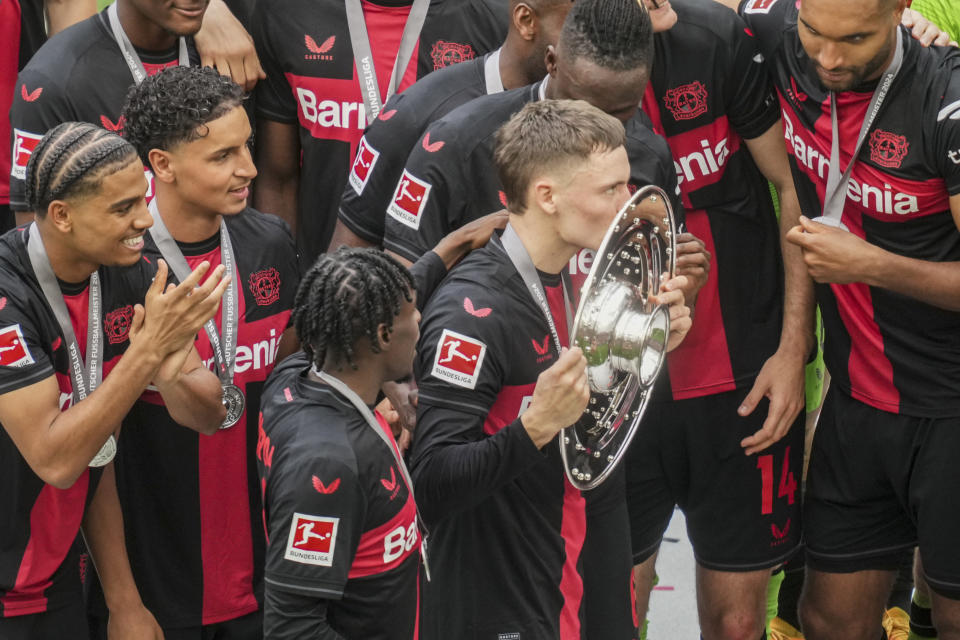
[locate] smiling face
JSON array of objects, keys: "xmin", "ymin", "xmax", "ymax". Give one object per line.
[
  {"xmin": 128, "ymin": 0, "xmax": 210, "ymax": 37},
  {"xmin": 159, "ymin": 106, "xmax": 256, "ymax": 217},
  {"xmin": 798, "ymin": 0, "xmax": 904, "ymax": 91}
]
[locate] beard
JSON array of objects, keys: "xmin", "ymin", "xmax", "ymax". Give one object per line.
[{"xmin": 808, "ymin": 31, "xmax": 897, "ymax": 92}]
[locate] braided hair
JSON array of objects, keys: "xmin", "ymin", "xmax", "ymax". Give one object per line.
[
  {"xmin": 25, "ymin": 122, "xmax": 139, "ymax": 215},
  {"xmin": 560, "ymin": 0, "xmax": 654, "ymax": 71},
  {"xmin": 121, "ymin": 65, "xmax": 245, "ymax": 169},
  {"xmin": 293, "ymin": 248, "xmax": 415, "ymax": 371}
]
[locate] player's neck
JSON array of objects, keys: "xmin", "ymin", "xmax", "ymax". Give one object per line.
[
  {"xmin": 509, "ymin": 212, "xmax": 576, "ymax": 274},
  {"xmin": 36, "ymin": 222, "xmax": 99, "ymax": 284},
  {"xmin": 499, "ymin": 36, "xmax": 539, "ymax": 90},
  {"xmin": 116, "ymin": 0, "xmax": 178, "ymax": 52},
  {"xmin": 153, "ymin": 186, "xmax": 223, "ymax": 244},
  {"xmin": 317, "ymin": 361, "xmax": 383, "ymax": 405}
]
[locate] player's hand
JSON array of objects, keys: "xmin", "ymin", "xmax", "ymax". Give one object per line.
[
  {"xmin": 194, "ymin": 0, "xmax": 265, "ymax": 92},
  {"xmin": 902, "ymin": 8, "xmax": 958, "ymax": 47},
  {"xmin": 152, "ymin": 340, "xmax": 195, "ymax": 389},
  {"xmin": 786, "ymin": 216, "xmax": 880, "ymax": 284},
  {"xmin": 107, "ymin": 602, "xmax": 164, "ymax": 640},
  {"xmin": 136, "ymin": 259, "xmax": 230, "ymax": 357},
  {"xmin": 738, "ymin": 347, "xmax": 806, "ymax": 455},
  {"xmin": 521, "ymin": 347, "xmax": 590, "ymax": 449},
  {"xmin": 432, "ymin": 210, "xmax": 509, "ymax": 269},
  {"xmin": 382, "ymin": 379, "xmax": 418, "ymax": 435},
  {"xmin": 674, "ymin": 231, "xmax": 710, "ymax": 300},
  {"xmin": 649, "ymin": 275, "xmax": 692, "ymax": 352}
]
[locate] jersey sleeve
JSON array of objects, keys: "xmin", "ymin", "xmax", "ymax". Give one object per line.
[
  {"xmin": 935, "ymin": 59, "xmax": 960, "ymax": 196},
  {"xmin": 251, "ymin": 3, "xmax": 297, "ymax": 124},
  {"xmin": 725, "ymin": 12, "xmax": 780, "ymax": 139},
  {"xmin": 737, "ymin": 0, "xmax": 791, "ymax": 62},
  {"xmin": 0, "ymin": 288, "xmax": 55, "ymax": 394},
  {"xmin": 408, "ymin": 250, "xmax": 448, "ymax": 310},
  {"xmin": 409, "ymin": 290, "xmax": 544, "ymax": 525},
  {"xmin": 338, "ymin": 91, "xmax": 420, "ymax": 245},
  {"xmin": 264, "ymin": 448, "xmax": 366, "ymax": 599},
  {"xmin": 382, "ymin": 118, "xmax": 467, "ymax": 262},
  {"xmin": 263, "ymin": 582, "xmax": 346, "ymax": 640},
  {"xmin": 9, "ymin": 67, "xmax": 76, "ymax": 211}
]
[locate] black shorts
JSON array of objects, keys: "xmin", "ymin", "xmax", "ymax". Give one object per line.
[
  {"xmin": 626, "ymin": 386, "xmax": 803, "ymax": 571},
  {"xmin": 804, "ymin": 388, "xmax": 960, "ymax": 599},
  {"xmin": 0, "ymin": 600, "xmax": 88, "ymax": 640}
]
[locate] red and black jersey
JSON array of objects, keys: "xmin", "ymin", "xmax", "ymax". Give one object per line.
[
  {"xmin": 643, "ymin": 0, "xmax": 783, "ymax": 401},
  {"xmin": 381, "ymin": 81, "xmax": 682, "ymax": 283},
  {"xmin": 113, "ymin": 209, "xmax": 298, "ymax": 629},
  {"xmin": 251, "ymin": 0, "xmax": 507, "ymax": 262},
  {"xmin": 0, "ymin": 225, "xmax": 153, "ymax": 618},
  {"xmin": 410, "ymin": 236, "xmax": 634, "ymax": 639},
  {"xmin": 257, "ymin": 353, "xmax": 420, "ymax": 640},
  {"xmin": 741, "ymin": 0, "xmax": 960, "ymax": 417},
  {"xmin": 339, "ymin": 51, "xmax": 502, "ymax": 245},
  {"xmin": 9, "ymin": 11, "xmax": 197, "ymax": 211}
]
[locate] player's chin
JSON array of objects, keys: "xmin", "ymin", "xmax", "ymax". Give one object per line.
[{"xmin": 166, "ymin": 10, "xmax": 206, "ymax": 36}]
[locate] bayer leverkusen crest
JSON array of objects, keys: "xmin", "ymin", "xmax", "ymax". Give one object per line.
[
  {"xmin": 663, "ymin": 81, "xmax": 709, "ymax": 121},
  {"xmin": 869, "ymin": 130, "xmax": 909, "ymax": 169}
]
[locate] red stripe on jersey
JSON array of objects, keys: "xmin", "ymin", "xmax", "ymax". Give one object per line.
[
  {"xmin": 779, "ymin": 95, "xmax": 948, "ymax": 224},
  {"xmin": 0, "ymin": 473, "xmax": 89, "ymax": 617},
  {"xmin": 665, "ymin": 211, "xmax": 737, "ymax": 399},
  {"xmin": 0, "ymin": 0, "xmax": 20, "ymax": 201},
  {"xmin": 484, "ymin": 383, "xmax": 536, "ymax": 435},
  {"xmin": 558, "ymin": 479, "xmax": 586, "ymax": 638},
  {"xmin": 545, "ymin": 284, "xmax": 570, "ymax": 347}
]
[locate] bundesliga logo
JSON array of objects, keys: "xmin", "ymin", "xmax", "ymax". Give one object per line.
[
  {"xmin": 0, "ymin": 325, "xmax": 35, "ymax": 368},
  {"xmin": 431, "ymin": 329, "xmax": 486, "ymax": 389},
  {"xmin": 12, "ymin": 129, "xmax": 42, "ymax": 181},
  {"xmin": 349, "ymin": 137, "xmax": 380, "ymax": 195},
  {"xmin": 284, "ymin": 513, "xmax": 339, "ymax": 566},
  {"xmin": 387, "ymin": 170, "xmax": 431, "ymax": 229}
]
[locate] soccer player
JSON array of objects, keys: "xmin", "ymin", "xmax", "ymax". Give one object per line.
[
  {"xmin": 257, "ymin": 248, "xmax": 422, "ymax": 639},
  {"xmin": 733, "ymin": 0, "xmax": 960, "ymax": 637},
  {"xmin": 410, "ymin": 99, "xmax": 692, "ymax": 638},
  {"xmin": 8, "ymin": 0, "xmax": 260, "ymax": 228},
  {"xmin": 115, "ymin": 65, "xmax": 300, "ymax": 637},
  {"xmin": 250, "ymin": 0, "xmax": 508, "ymax": 263},
  {"xmin": 0, "ymin": 122, "xmax": 229, "ymax": 639},
  {"xmin": 625, "ymin": 1, "xmax": 813, "ymax": 638},
  {"xmin": 333, "ymin": 0, "xmax": 572, "ymax": 249}
]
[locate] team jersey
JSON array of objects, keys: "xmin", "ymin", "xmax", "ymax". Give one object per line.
[
  {"xmin": 643, "ymin": 0, "xmax": 783, "ymax": 400},
  {"xmin": 113, "ymin": 209, "xmax": 298, "ymax": 628},
  {"xmin": 338, "ymin": 51, "xmax": 504, "ymax": 245},
  {"xmin": 410, "ymin": 236, "xmax": 634, "ymax": 639},
  {"xmin": 382, "ymin": 80, "xmax": 682, "ymax": 280},
  {"xmin": 251, "ymin": 0, "xmax": 507, "ymax": 262},
  {"xmin": 258, "ymin": 353, "xmax": 420, "ymax": 639},
  {"xmin": 9, "ymin": 11, "xmax": 197, "ymax": 211},
  {"xmin": 740, "ymin": 0, "xmax": 960, "ymax": 417},
  {"xmin": 0, "ymin": 225, "xmax": 154, "ymax": 617}
]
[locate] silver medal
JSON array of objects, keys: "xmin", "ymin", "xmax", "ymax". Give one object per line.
[
  {"xmin": 220, "ymin": 383, "xmax": 246, "ymax": 429},
  {"xmin": 89, "ymin": 435, "xmax": 117, "ymax": 467}
]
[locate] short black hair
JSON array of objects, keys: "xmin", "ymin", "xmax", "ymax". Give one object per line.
[
  {"xmin": 293, "ymin": 248, "xmax": 415, "ymax": 371},
  {"xmin": 25, "ymin": 122, "xmax": 138, "ymax": 215},
  {"xmin": 559, "ymin": 0, "xmax": 654, "ymax": 71},
  {"xmin": 121, "ymin": 65, "xmax": 245, "ymax": 169}
]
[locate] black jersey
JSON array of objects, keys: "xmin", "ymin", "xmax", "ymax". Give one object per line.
[
  {"xmin": 0, "ymin": 226, "xmax": 153, "ymax": 617},
  {"xmin": 642, "ymin": 0, "xmax": 783, "ymax": 401},
  {"xmin": 381, "ymin": 80, "xmax": 682, "ymax": 285},
  {"xmin": 410, "ymin": 236, "xmax": 634, "ymax": 639},
  {"xmin": 740, "ymin": 0, "xmax": 960, "ymax": 417},
  {"xmin": 252, "ymin": 0, "xmax": 507, "ymax": 263},
  {"xmin": 339, "ymin": 51, "xmax": 504, "ymax": 245},
  {"xmin": 114, "ymin": 209, "xmax": 298, "ymax": 629},
  {"xmin": 258, "ymin": 353, "xmax": 420, "ymax": 640},
  {"xmin": 9, "ymin": 11, "xmax": 197, "ymax": 211}
]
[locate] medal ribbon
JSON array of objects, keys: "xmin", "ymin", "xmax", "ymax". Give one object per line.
[
  {"xmin": 344, "ymin": 0, "xmax": 430, "ymax": 125},
  {"xmin": 107, "ymin": 2, "xmax": 189, "ymax": 85},
  {"xmin": 821, "ymin": 28, "xmax": 904, "ymax": 226},
  {"xmin": 499, "ymin": 224, "xmax": 573, "ymax": 356},
  {"xmin": 147, "ymin": 199, "xmax": 239, "ymax": 389},
  {"xmin": 313, "ymin": 368, "xmax": 432, "ymax": 581}
]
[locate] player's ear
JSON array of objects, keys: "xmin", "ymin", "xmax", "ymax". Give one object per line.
[
  {"xmin": 148, "ymin": 148, "xmax": 176, "ymax": 184},
  {"xmin": 47, "ymin": 200, "xmax": 73, "ymax": 233},
  {"xmin": 532, "ymin": 178, "xmax": 557, "ymax": 216},
  {"xmin": 377, "ymin": 322, "xmax": 392, "ymax": 351},
  {"xmin": 545, "ymin": 45, "xmax": 558, "ymax": 77},
  {"xmin": 513, "ymin": 2, "xmax": 537, "ymax": 41}
]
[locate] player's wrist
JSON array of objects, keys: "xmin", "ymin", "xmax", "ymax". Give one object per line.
[{"xmin": 520, "ymin": 409, "xmax": 557, "ymax": 449}]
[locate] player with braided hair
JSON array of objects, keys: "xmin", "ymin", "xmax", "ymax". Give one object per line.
[
  {"xmin": 0, "ymin": 121, "xmax": 230, "ymax": 638},
  {"xmin": 257, "ymin": 247, "xmax": 423, "ymax": 639}
]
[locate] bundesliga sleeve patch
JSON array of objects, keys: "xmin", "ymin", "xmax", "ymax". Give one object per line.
[
  {"xmin": 387, "ymin": 170, "xmax": 431, "ymax": 230},
  {"xmin": 0, "ymin": 325, "xmax": 36, "ymax": 368},
  {"xmin": 284, "ymin": 513, "xmax": 339, "ymax": 566},
  {"xmin": 431, "ymin": 328, "xmax": 487, "ymax": 390},
  {"xmin": 12, "ymin": 129, "xmax": 43, "ymax": 181},
  {"xmin": 349, "ymin": 136, "xmax": 380, "ymax": 195},
  {"xmin": 743, "ymin": 0, "xmax": 779, "ymax": 12}
]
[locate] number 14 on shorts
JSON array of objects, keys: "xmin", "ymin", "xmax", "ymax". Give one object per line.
[{"xmin": 756, "ymin": 446, "xmax": 797, "ymax": 515}]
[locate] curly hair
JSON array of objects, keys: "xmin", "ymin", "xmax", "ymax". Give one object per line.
[
  {"xmin": 25, "ymin": 122, "xmax": 139, "ymax": 215},
  {"xmin": 293, "ymin": 248, "xmax": 415, "ymax": 371},
  {"xmin": 121, "ymin": 65, "xmax": 245, "ymax": 168},
  {"xmin": 559, "ymin": 0, "xmax": 654, "ymax": 71}
]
